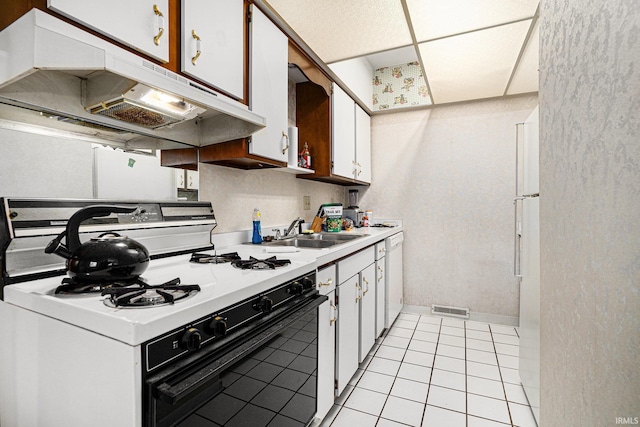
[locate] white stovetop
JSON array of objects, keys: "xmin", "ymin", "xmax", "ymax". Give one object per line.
[{"xmin": 4, "ymin": 226, "xmax": 401, "ymax": 346}]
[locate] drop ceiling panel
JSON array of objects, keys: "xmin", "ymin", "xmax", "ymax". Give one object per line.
[
  {"xmin": 264, "ymin": 0, "xmax": 412, "ymax": 63},
  {"xmin": 420, "ymin": 20, "xmax": 531, "ymax": 104},
  {"xmin": 406, "ymin": 0, "xmax": 538, "ymax": 41},
  {"xmin": 362, "ymin": 45, "xmax": 418, "ymax": 69},
  {"xmin": 507, "ymin": 20, "xmax": 539, "ymax": 95}
]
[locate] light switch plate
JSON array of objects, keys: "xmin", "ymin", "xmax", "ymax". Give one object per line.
[{"xmin": 303, "ymin": 196, "xmax": 311, "ymax": 210}]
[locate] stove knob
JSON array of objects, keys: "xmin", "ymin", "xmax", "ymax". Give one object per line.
[
  {"xmin": 181, "ymin": 327, "xmax": 202, "ymax": 351},
  {"xmin": 301, "ymin": 276, "xmax": 314, "ymax": 290},
  {"xmin": 254, "ymin": 296, "xmax": 273, "ymax": 313},
  {"xmin": 288, "ymin": 282, "xmax": 303, "ymax": 295},
  {"xmin": 210, "ymin": 316, "xmax": 227, "ymax": 337}
]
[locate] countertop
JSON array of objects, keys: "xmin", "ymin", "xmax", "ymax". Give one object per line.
[{"xmin": 3, "ymin": 225, "xmax": 403, "ymax": 346}]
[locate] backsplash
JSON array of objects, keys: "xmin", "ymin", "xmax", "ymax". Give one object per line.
[{"xmin": 372, "ymin": 61, "xmax": 432, "ymax": 110}]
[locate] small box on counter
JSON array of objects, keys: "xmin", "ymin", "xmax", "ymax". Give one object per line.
[{"xmin": 322, "ymin": 203, "xmax": 342, "ymax": 232}]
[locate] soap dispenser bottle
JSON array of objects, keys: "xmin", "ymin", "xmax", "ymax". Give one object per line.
[{"xmin": 252, "ymin": 208, "xmax": 263, "ymax": 244}]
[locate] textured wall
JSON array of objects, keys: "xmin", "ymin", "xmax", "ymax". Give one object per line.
[
  {"xmin": 361, "ymin": 95, "xmax": 538, "ymax": 318},
  {"xmin": 539, "ymin": 1, "xmax": 640, "ymax": 425},
  {"xmin": 198, "ymin": 166, "xmax": 344, "ymax": 233},
  {"xmin": 0, "ymin": 127, "xmax": 93, "ymax": 198}
]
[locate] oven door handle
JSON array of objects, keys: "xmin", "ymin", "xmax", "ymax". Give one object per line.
[{"xmin": 153, "ymin": 294, "xmax": 328, "ymax": 405}]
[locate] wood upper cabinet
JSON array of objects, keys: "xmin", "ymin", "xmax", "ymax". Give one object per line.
[
  {"xmin": 47, "ymin": 0, "xmax": 170, "ymax": 62},
  {"xmin": 293, "ymin": 61, "xmax": 371, "ymax": 186},
  {"xmin": 181, "ymin": 0, "xmax": 245, "ymax": 100},
  {"xmin": 247, "ymin": 4, "xmax": 288, "ymax": 163}
]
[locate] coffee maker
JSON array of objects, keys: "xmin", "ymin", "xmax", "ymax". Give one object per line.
[{"xmin": 343, "ymin": 189, "xmax": 364, "ymax": 227}]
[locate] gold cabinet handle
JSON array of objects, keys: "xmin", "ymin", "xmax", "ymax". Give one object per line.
[
  {"xmin": 319, "ymin": 278, "xmax": 333, "ymax": 287},
  {"xmin": 153, "ymin": 5, "xmax": 165, "ymax": 46},
  {"xmin": 355, "ymin": 282, "xmax": 362, "ymax": 302},
  {"xmin": 362, "ymin": 277, "xmax": 369, "ymax": 295},
  {"xmin": 191, "ymin": 30, "xmax": 202, "ymax": 65},
  {"xmin": 282, "ymin": 131, "xmax": 289, "ymax": 155},
  {"xmin": 330, "ymin": 301, "xmax": 337, "ymax": 325}
]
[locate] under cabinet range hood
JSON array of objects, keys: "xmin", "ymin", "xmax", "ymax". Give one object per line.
[{"xmin": 0, "ymin": 9, "xmax": 266, "ymax": 149}]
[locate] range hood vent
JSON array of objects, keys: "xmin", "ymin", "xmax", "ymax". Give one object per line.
[{"xmin": 0, "ymin": 10, "xmax": 266, "ymax": 149}]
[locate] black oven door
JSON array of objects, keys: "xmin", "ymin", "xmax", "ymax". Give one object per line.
[{"xmin": 144, "ymin": 293, "xmax": 327, "ymax": 427}]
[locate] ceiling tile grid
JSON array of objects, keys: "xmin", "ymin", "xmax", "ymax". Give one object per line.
[
  {"xmin": 419, "ymin": 19, "xmax": 533, "ymax": 104},
  {"xmin": 264, "ymin": 0, "xmax": 539, "ymax": 108}
]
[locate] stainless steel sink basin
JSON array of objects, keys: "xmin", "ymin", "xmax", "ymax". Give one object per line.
[{"xmin": 264, "ymin": 233, "xmax": 369, "ymax": 249}]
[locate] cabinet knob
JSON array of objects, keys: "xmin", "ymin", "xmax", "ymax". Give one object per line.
[
  {"xmin": 329, "ymin": 301, "xmax": 337, "ymax": 325},
  {"xmin": 318, "ymin": 278, "xmax": 333, "ymax": 287},
  {"xmin": 153, "ymin": 5, "xmax": 165, "ymax": 46},
  {"xmin": 281, "ymin": 131, "xmax": 289, "ymax": 155},
  {"xmin": 191, "ymin": 30, "xmax": 202, "ymax": 65}
]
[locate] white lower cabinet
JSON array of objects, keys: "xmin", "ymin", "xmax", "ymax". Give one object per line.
[
  {"xmin": 375, "ymin": 241, "xmax": 386, "ymax": 338},
  {"xmin": 358, "ymin": 263, "xmax": 376, "ymax": 363},
  {"xmin": 335, "ymin": 246, "xmax": 375, "ymax": 395},
  {"xmin": 317, "ymin": 290, "xmax": 336, "ymax": 421},
  {"xmin": 316, "ymin": 264, "xmax": 336, "ymax": 421}
]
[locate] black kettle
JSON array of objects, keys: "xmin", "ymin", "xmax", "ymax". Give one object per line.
[{"xmin": 45, "ymin": 205, "xmax": 150, "ymax": 282}]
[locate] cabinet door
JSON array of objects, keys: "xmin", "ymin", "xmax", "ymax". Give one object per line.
[
  {"xmin": 317, "ymin": 291, "xmax": 336, "ymax": 421},
  {"xmin": 248, "ymin": 5, "xmax": 288, "ymax": 163},
  {"xmin": 186, "ymin": 170, "xmax": 199, "ymax": 190},
  {"xmin": 375, "ymin": 257, "xmax": 386, "ymax": 338},
  {"xmin": 48, "ymin": 0, "xmax": 170, "ymax": 62},
  {"xmin": 336, "ymin": 275, "xmax": 359, "ymax": 396},
  {"xmin": 355, "ymin": 104, "xmax": 371, "ymax": 183},
  {"xmin": 359, "ymin": 263, "xmax": 376, "ymax": 363},
  {"xmin": 331, "ymin": 84, "xmax": 356, "ymax": 179},
  {"xmin": 175, "ymin": 170, "xmax": 186, "ymax": 189},
  {"xmin": 181, "ymin": 0, "xmax": 244, "ymax": 99}
]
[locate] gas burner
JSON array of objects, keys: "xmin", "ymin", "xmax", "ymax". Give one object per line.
[
  {"xmin": 190, "ymin": 252, "xmax": 241, "ymax": 264},
  {"xmin": 231, "ymin": 256, "xmax": 291, "ymax": 270},
  {"xmin": 55, "ymin": 277, "xmax": 144, "ymax": 294},
  {"xmin": 101, "ymin": 278, "xmax": 201, "ymax": 308}
]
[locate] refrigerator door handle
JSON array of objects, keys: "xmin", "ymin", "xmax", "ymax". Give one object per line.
[
  {"xmin": 514, "ymin": 193, "xmax": 540, "ymax": 278},
  {"xmin": 513, "ymin": 197, "xmax": 523, "ymax": 278}
]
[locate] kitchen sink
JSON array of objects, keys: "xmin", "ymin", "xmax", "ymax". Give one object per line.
[{"xmin": 264, "ymin": 233, "xmax": 369, "ymax": 249}]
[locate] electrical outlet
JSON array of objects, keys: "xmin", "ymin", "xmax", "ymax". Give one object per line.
[{"xmin": 303, "ymin": 196, "xmax": 311, "ymax": 210}]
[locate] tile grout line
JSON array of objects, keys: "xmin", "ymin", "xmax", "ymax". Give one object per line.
[
  {"xmin": 373, "ymin": 316, "xmax": 417, "ymax": 426},
  {"xmin": 418, "ymin": 316, "xmax": 442, "ymax": 427},
  {"xmin": 488, "ymin": 324, "xmax": 515, "ymax": 427},
  {"xmin": 464, "ymin": 319, "xmax": 469, "ymax": 427}
]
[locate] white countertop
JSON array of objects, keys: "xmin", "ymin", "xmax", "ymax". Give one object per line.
[{"xmin": 3, "ymin": 226, "xmax": 402, "ymax": 346}]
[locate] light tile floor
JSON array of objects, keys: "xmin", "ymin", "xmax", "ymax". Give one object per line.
[{"xmin": 320, "ymin": 312, "xmax": 537, "ymax": 427}]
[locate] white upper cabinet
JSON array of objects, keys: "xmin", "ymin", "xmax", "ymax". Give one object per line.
[
  {"xmin": 47, "ymin": 0, "xmax": 170, "ymax": 62},
  {"xmin": 329, "ymin": 57, "xmax": 373, "ymax": 110},
  {"xmin": 355, "ymin": 104, "xmax": 371, "ymax": 183},
  {"xmin": 181, "ymin": 0, "xmax": 245, "ymax": 100},
  {"xmin": 332, "ymin": 84, "xmax": 357, "ymax": 179},
  {"xmin": 332, "ymin": 84, "xmax": 371, "ymax": 183},
  {"xmin": 248, "ymin": 5, "xmax": 289, "ymax": 163}
]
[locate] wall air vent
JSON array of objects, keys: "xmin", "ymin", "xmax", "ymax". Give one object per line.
[{"xmin": 431, "ymin": 304, "xmax": 470, "ymax": 319}]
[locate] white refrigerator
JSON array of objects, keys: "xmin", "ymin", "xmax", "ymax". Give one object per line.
[{"xmin": 515, "ymin": 106, "xmax": 540, "ymax": 424}]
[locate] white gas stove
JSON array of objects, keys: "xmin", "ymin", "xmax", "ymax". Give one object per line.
[{"xmin": 0, "ymin": 198, "xmax": 324, "ymax": 427}]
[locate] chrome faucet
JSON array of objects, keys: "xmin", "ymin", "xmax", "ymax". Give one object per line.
[{"xmin": 284, "ymin": 217, "xmax": 304, "ymax": 237}]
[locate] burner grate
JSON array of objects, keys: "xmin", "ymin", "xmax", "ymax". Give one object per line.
[
  {"xmin": 189, "ymin": 252, "xmax": 241, "ymax": 264},
  {"xmin": 55, "ymin": 277, "xmax": 145, "ymax": 294},
  {"xmin": 101, "ymin": 278, "xmax": 200, "ymax": 308},
  {"xmin": 231, "ymin": 256, "xmax": 291, "ymax": 270}
]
